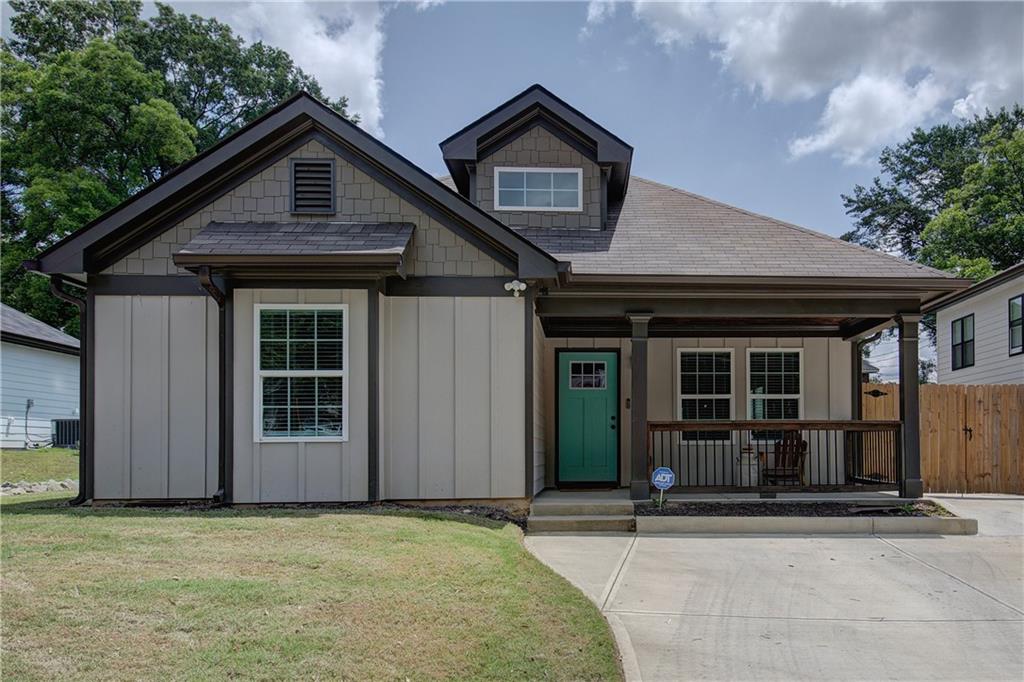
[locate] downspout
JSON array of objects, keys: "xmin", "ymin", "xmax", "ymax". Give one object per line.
[
  {"xmin": 49, "ymin": 275, "xmax": 89, "ymax": 505},
  {"xmin": 197, "ymin": 266, "xmax": 228, "ymax": 503}
]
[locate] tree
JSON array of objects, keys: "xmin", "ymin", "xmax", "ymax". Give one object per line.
[
  {"xmin": 842, "ymin": 108, "xmax": 1024, "ymax": 263},
  {"xmin": 2, "ymin": 0, "xmax": 359, "ymax": 333},
  {"xmin": 920, "ymin": 127, "xmax": 1024, "ymax": 278},
  {"xmin": 7, "ymin": 0, "xmax": 357, "ymax": 151},
  {"xmin": 1, "ymin": 41, "xmax": 196, "ymax": 334}
]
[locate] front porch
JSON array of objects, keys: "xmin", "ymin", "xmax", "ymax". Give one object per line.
[{"xmin": 535, "ymin": 283, "xmax": 926, "ymax": 501}]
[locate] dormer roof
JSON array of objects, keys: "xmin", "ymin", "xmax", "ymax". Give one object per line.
[{"xmin": 440, "ymin": 84, "xmax": 633, "ymax": 201}]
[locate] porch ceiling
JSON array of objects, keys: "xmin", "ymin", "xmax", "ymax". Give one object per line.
[{"xmin": 540, "ymin": 315, "xmax": 886, "ymax": 338}]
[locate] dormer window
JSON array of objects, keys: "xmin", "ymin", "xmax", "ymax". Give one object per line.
[{"xmin": 494, "ymin": 167, "xmax": 582, "ymax": 211}]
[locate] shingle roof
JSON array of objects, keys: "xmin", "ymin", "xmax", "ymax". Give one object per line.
[
  {"xmin": 0, "ymin": 303, "xmax": 80, "ymax": 351},
  {"xmin": 176, "ymin": 221, "xmax": 414, "ymax": 257},
  {"xmin": 440, "ymin": 175, "xmax": 953, "ymax": 279}
]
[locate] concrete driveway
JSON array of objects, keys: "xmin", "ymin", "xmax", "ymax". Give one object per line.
[{"xmin": 525, "ymin": 496, "xmax": 1024, "ymax": 681}]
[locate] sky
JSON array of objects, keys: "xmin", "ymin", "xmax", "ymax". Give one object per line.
[{"xmin": 4, "ymin": 0, "xmax": 1022, "ymax": 376}]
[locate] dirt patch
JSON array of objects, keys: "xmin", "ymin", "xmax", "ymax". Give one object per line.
[{"xmin": 637, "ymin": 501, "xmax": 952, "ymax": 518}]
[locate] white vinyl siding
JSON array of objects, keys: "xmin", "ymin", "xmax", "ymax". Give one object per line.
[
  {"xmin": 935, "ymin": 272, "xmax": 1024, "ymax": 384},
  {"xmin": 254, "ymin": 304, "xmax": 348, "ymax": 442},
  {"xmin": 494, "ymin": 167, "xmax": 583, "ymax": 211}
]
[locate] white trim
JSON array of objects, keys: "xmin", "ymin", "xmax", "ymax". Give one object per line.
[
  {"xmin": 253, "ymin": 303, "xmax": 349, "ymax": 443},
  {"xmin": 676, "ymin": 348, "xmax": 735, "ymax": 444},
  {"xmin": 493, "ymin": 166, "xmax": 584, "ymax": 212},
  {"xmin": 745, "ymin": 347, "xmax": 805, "ymax": 422}
]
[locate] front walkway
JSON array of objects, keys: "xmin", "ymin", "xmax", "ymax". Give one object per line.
[{"xmin": 525, "ymin": 495, "xmax": 1024, "ymax": 681}]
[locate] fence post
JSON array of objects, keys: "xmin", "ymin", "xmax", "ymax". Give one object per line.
[{"xmin": 897, "ymin": 314, "xmax": 923, "ymax": 498}]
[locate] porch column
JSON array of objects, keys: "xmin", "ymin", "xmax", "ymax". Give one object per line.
[
  {"xmin": 628, "ymin": 313, "xmax": 652, "ymax": 500},
  {"xmin": 897, "ymin": 314, "xmax": 923, "ymax": 498}
]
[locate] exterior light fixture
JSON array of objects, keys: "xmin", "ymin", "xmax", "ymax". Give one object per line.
[{"xmin": 504, "ymin": 280, "xmax": 527, "ymax": 297}]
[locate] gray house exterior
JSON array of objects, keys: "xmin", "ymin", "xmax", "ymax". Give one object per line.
[
  {"xmin": 0, "ymin": 303, "xmax": 80, "ymax": 449},
  {"xmin": 27, "ymin": 85, "xmax": 970, "ymax": 504}
]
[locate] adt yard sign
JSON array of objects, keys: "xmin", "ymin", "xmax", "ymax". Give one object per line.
[{"xmin": 652, "ymin": 467, "xmax": 675, "ymax": 490}]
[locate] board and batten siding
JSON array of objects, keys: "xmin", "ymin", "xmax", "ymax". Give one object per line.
[
  {"xmin": 232, "ymin": 289, "xmax": 369, "ymax": 504},
  {"xmin": 542, "ymin": 337, "xmax": 852, "ymax": 487},
  {"xmin": 532, "ymin": 311, "xmax": 546, "ymax": 495},
  {"xmin": 93, "ymin": 296, "xmax": 218, "ymax": 499},
  {"xmin": 935, "ymin": 273, "xmax": 1024, "ymax": 384},
  {"xmin": 381, "ymin": 296, "xmax": 525, "ymax": 500}
]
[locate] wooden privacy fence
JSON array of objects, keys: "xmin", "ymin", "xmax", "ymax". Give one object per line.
[{"xmin": 862, "ymin": 383, "xmax": 1024, "ymax": 494}]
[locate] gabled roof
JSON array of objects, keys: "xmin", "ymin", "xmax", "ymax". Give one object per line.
[
  {"xmin": 922, "ymin": 261, "xmax": 1024, "ymax": 313},
  {"xmin": 0, "ymin": 303, "xmax": 80, "ymax": 355},
  {"xmin": 27, "ymin": 92, "xmax": 558, "ymax": 279},
  {"xmin": 440, "ymin": 84, "xmax": 633, "ymax": 201},
  {"xmin": 513, "ymin": 177, "xmax": 962, "ymax": 281}
]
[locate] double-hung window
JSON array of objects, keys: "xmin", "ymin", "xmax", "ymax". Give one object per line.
[
  {"xmin": 678, "ymin": 350, "xmax": 733, "ymax": 441},
  {"xmin": 494, "ymin": 167, "xmax": 582, "ymax": 211},
  {"xmin": 951, "ymin": 314, "xmax": 975, "ymax": 370},
  {"xmin": 748, "ymin": 350, "xmax": 801, "ymax": 439},
  {"xmin": 255, "ymin": 304, "xmax": 348, "ymax": 442},
  {"xmin": 1009, "ymin": 295, "xmax": 1023, "ymax": 356}
]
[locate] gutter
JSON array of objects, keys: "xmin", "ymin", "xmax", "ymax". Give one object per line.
[
  {"xmin": 197, "ymin": 266, "xmax": 229, "ymax": 504},
  {"xmin": 47, "ymin": 275, "xmax": 89, "ymax": 506}
]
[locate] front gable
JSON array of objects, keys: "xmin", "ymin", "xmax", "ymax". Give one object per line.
[
  {"xmin": 105, "ymin": 138, "xmax": 511, "ymax": 278},
  {"xmin": 30, "ymin": 93, "xmax": 558, "ymax": 280}
]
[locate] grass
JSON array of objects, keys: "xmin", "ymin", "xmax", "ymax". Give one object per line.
[
  {"xmin": 1, "ymin": 448, "xmax": 79, "ymax": 483},
  {"xmin": 0, "ymin": 495, "xmax": 621, "ymax": 681}
]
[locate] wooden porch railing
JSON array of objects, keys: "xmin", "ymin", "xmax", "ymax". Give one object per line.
[{"xmin": 647, "ymin": 420, "xmax": 902, "ymax": 492}]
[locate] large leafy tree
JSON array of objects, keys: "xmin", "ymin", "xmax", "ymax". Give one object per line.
[
  {"xmin": 842, "ymin": 107, "xmax": 1024, "ymax": 268},
  {"xmin": 2, "ymin": 0, "xmax": 357, "ymax": 334},
  {"xmin": 1, "ymin": 41, "xmax": 197, "ymax": 335}
]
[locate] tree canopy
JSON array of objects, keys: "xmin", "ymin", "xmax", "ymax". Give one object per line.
[{"xmin": 2, "ymin": 0, "xmax": 356, "ymax": 334}]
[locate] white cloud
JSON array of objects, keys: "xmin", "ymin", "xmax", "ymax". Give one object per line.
[
  {"xmin": 588, "ymin": 1, "xmax": 1024, "ymax": 162},
  {"xmin": 187, "ymin": 1, "xmax": 388, "ymax": 137}
]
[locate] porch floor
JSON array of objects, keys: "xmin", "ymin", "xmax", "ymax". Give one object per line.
[{"xmin": 533, "ymin": 488, "xmax": 917, "ymax": 507}]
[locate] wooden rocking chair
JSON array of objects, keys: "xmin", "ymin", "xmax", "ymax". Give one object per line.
[{"xmin": 759, "ymin": 431, "xmax": 808, "ymax": 486}]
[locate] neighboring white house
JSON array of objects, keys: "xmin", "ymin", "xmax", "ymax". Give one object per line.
[
  {"xmin": 924, "ymin": 262, "xmax": 1024, "ymax": 385},
  {"xmin": 0, "ymin": 303, "xmax": 80, "ymax": 448}
]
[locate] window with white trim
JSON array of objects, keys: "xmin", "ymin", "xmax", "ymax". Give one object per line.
[
  {"xmin": 255, "ymin": 305, "xmax": 347, "ymax": 441},
  {"xmin": 494, "ymin": 167, "xmax": 582, "ymax": 211},
  {"xmin": 678, "ymin": 350, "xmax": 732, "ymax": 441},
  {"xmin": 748, "ymin": 350, "xmax": 801, "ymax": 438}
]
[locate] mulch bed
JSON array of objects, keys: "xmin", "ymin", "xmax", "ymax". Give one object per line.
[{"xmin": 636, "ymin": 500, "xmax": 952, "ymax": 518}]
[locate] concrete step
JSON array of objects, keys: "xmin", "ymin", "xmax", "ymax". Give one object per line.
[
  {"xmin": 527, "ymin": 514, "xmax": 636, "ymax": 533},
  {"xmin": 529, "ymin": 501, "xmax": 635, "ymax": 517}
]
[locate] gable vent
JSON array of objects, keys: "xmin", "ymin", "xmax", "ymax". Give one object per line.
[{"xmin": 290, "ymin": 159, "xmax": 335, "ymax": 213}]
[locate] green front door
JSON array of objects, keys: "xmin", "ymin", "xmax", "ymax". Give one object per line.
[{"xmin": 558, "ymin": 351, "xmax": 619, "ymax": 484}]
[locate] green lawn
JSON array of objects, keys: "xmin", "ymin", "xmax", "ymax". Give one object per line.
[
  {"xmin": 1, "ymin": 448, "xmax": 79, "ymax": 483},
  {"xmin": 0, "ymin": 495, "xmax": 622, "ymax": 681}
]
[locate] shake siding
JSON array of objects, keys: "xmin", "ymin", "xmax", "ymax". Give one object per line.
[
  {"xmin": 475, "ymin": 125, "xmax": 603, "ymax": 229},
  {"xmin": 104, "ymin": 138, "xmax": 510, "ymax": 278},
  {"xmin": 381, "ymin": 296, "xmax": 525, "ymax": 500},
  {"xmin": 935, "ymin": 274, "xmax": 1024, "ymax": 384},
  {"xmin": 93, "ymin": 296, "xmax": 218, "ymax": 499}
]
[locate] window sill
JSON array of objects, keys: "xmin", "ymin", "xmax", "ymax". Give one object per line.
[{"xmin": 494, "ymin": 206, "xmax": 583, "ymax": 213}]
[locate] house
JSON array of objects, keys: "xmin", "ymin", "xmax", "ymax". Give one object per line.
[
  {"xmin": 923, "ymin": 262, "xmax": 1024, "ymax": 384},
  {"xmin": 0, "ymin": 303, "xmax": 80, "ymax": 449},
  {"xmin": 861, "ymin": 359, "xmax": 880, "ymax": 383},
  {"xmin": 25, "ymin": 85, "xmax": 971, "ymax": 504}
]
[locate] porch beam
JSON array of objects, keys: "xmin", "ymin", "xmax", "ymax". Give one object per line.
[
  {"xmin": 536, "ymin": 297, "xmax": 921, "ymax": 319},
  {"xmin": 841, "ymin": 317, "xmax": 896, "ymax": 341},
  {"xmin": 628, "ymin": 313, "xmax": 652, "ymax": 501},
  {"xmin": 897, "ymin": 314, "xmax": 923, "ymax": 498}
]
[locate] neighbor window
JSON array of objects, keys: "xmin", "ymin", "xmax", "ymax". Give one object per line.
[
  {"xmin": 494, "ymin": 167, "xmax": 582, "ymax": 211},
  {"xmin": 748, "ymin": 350, "xmax": 801, "ymax": 439},
  {"xmin": 678, "ymin": 350, "xmax": 733, "ymax": 441},
  {"xmin": 255, "ymin": 305, "xmax": 347, "ymax": 441},
  {"xmin": 1010, "ymin": 295, "xmax": 1023, "ymax": 356},
  {"xmin": 951, "ymin": 314, "xmax": 975, "ymax": 370}
]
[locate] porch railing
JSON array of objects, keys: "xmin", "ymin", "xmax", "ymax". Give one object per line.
[{"xmin": 647, "ymin": 420, "xmax": 902, "ymax": 491}]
